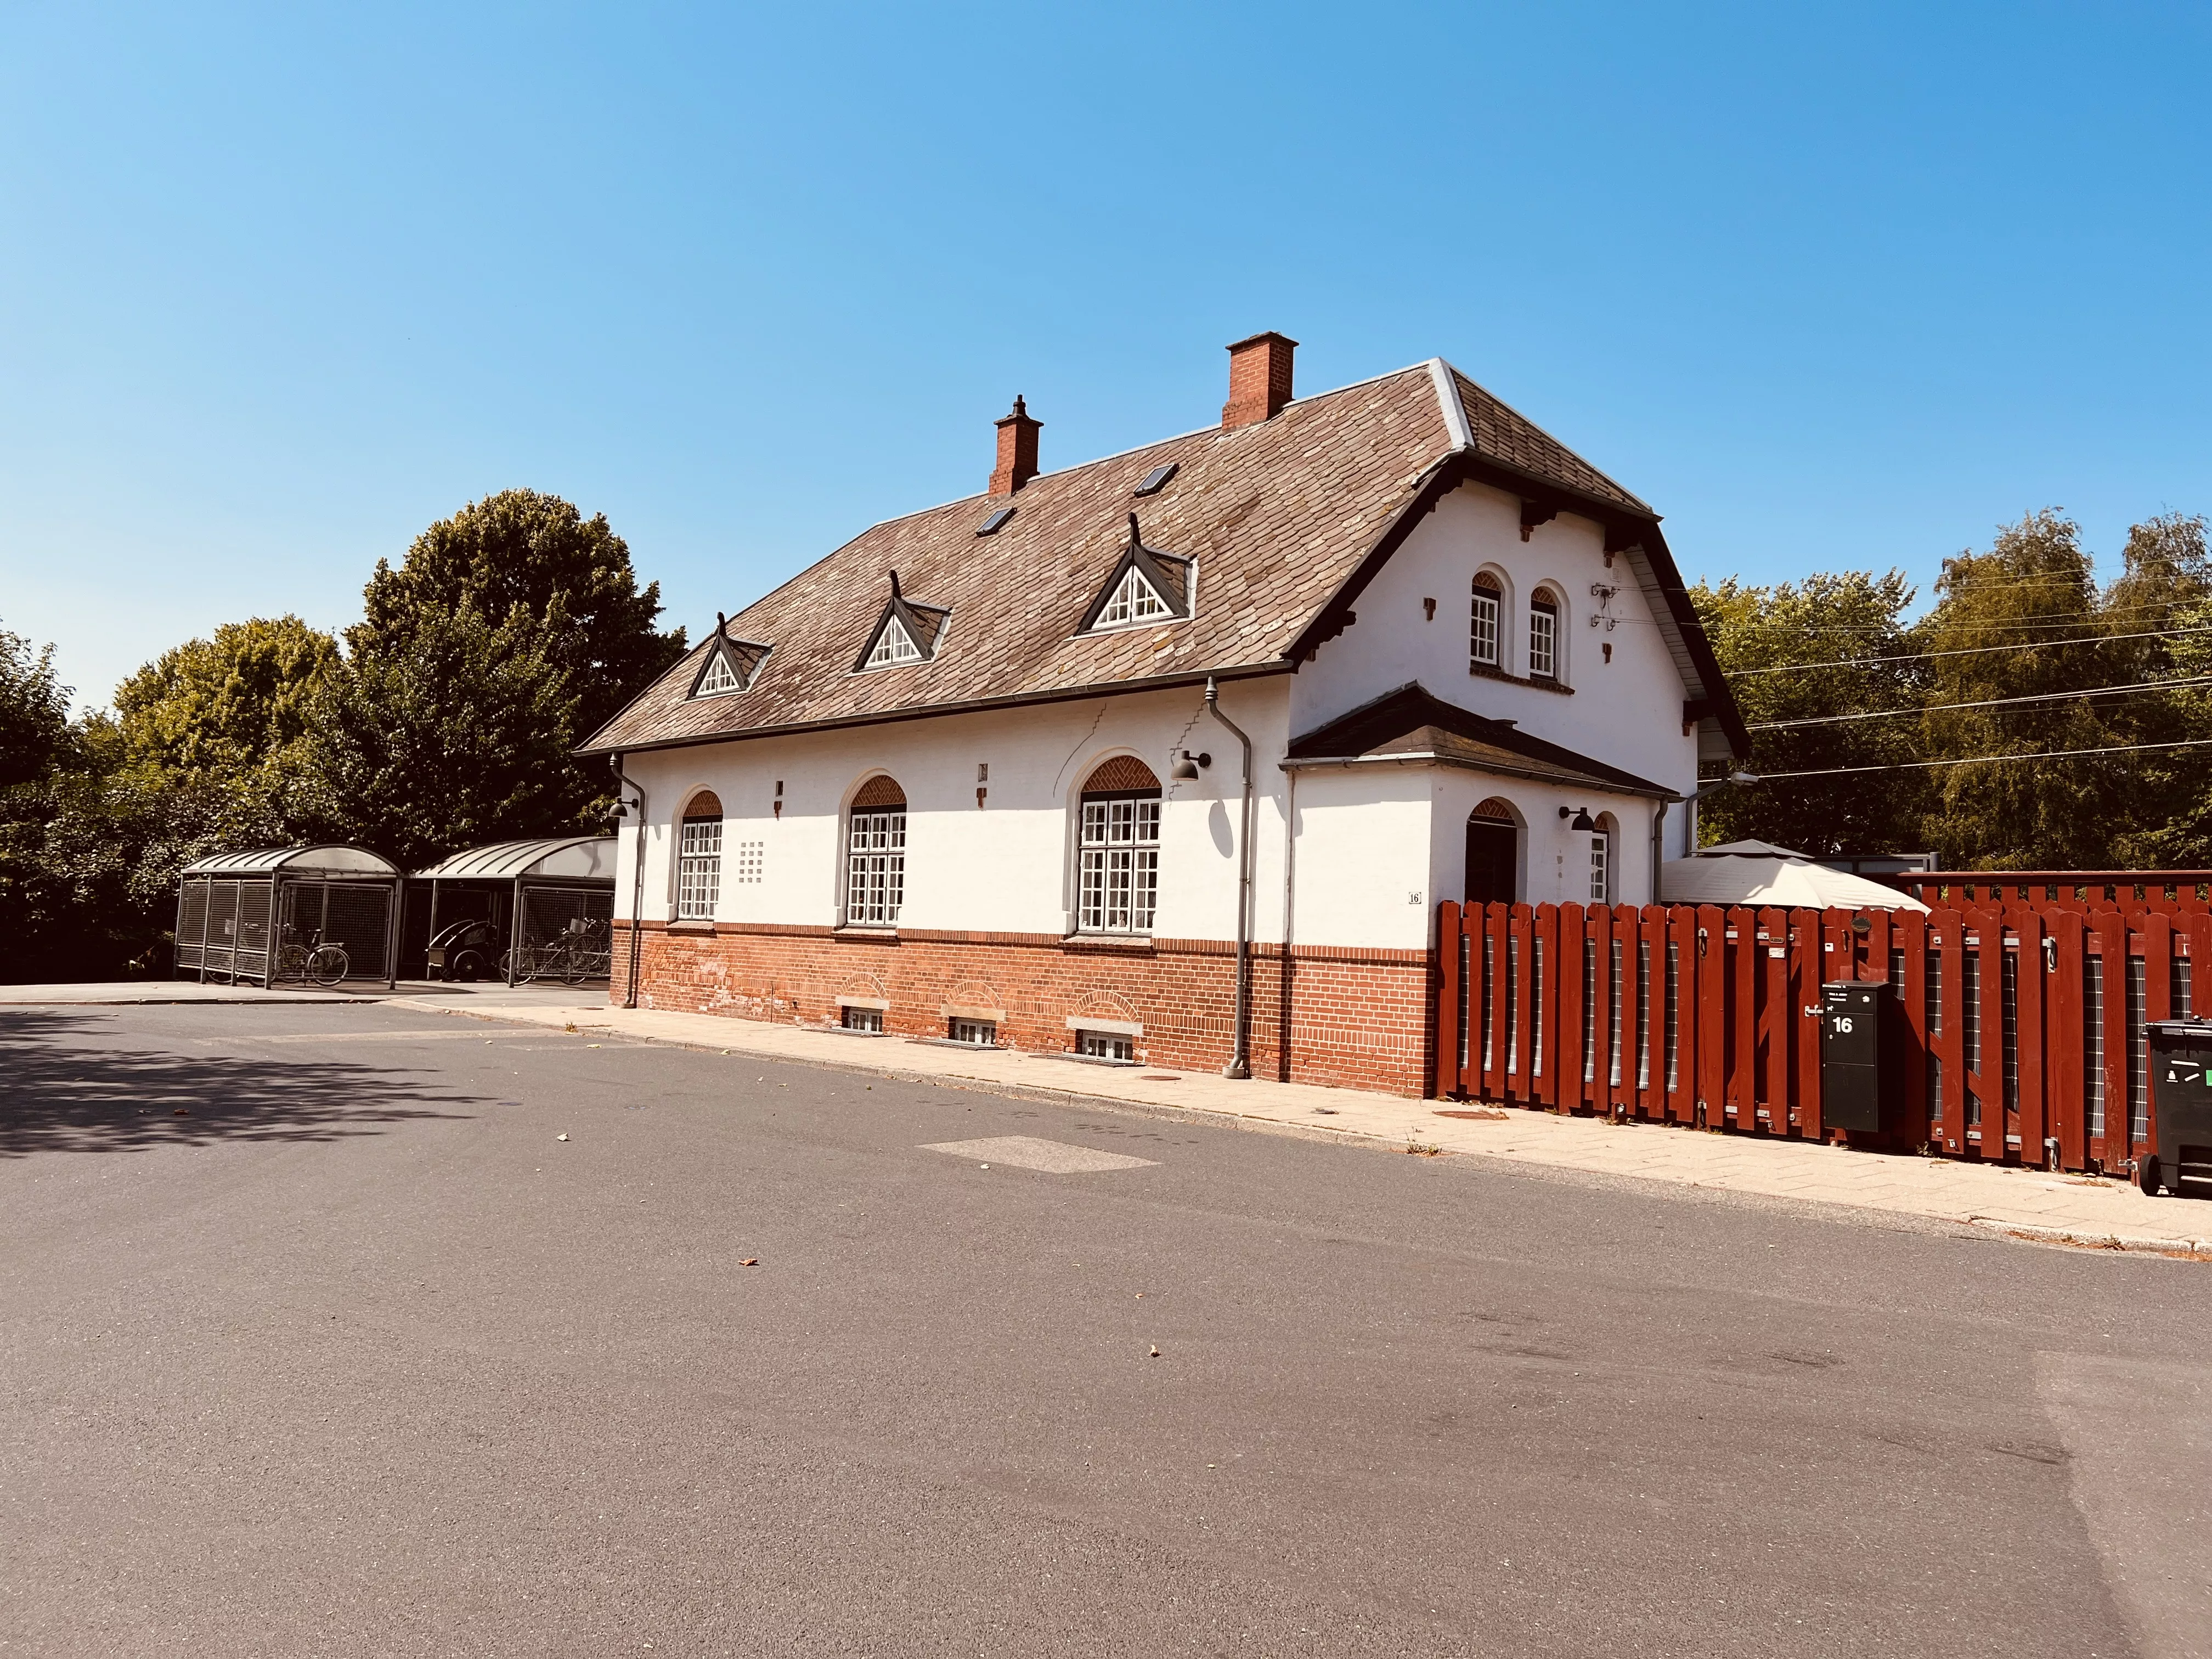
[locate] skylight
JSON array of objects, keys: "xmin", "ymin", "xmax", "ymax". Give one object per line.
[
  {"xmin": 1133, "ymin": 463, "xmax": 1177, "ymax": 498},
  {"xmin": 1097, "ymin": 567, "xmax": 1172, "ymax": 628},
  {"xmin": 695, "ymin": 653, "xmax": 743, "ymax": 696},
  {"xmin": 866, "ymin": 616, "xmax": 923, "ymax": 667},
  {"xmin": 977, "ymin": 506, "xmax": 1015, "ymax": 536}
]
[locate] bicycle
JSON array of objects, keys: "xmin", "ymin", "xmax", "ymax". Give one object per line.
[{"xmin": 275, "ymin": 927, "xmax": 351, "ymax": 988}]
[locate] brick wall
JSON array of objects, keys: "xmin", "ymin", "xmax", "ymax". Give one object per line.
[{"xmin": 612, "ymin": 922, "xmax": 1434, "ymax": 1095}]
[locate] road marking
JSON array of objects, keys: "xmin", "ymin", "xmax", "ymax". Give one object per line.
[{"xmin": 920, "ymin": 1135, "xmax": 1158, "ymax": 1174}]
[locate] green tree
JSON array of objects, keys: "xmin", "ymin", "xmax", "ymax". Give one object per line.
[
  {"xmin": 113, "ymin": 615, "xmax": 340, "ymax": 775},
  {"xmin": 1917, "ymin": 510, "xmax": 2128, "ymax": 868},
  {"xmin": 353, "ymin": 489, "xmax": 685, "ymax": 746},
  {"xmin": 309, "ymin": 603, "xmax": 584, "ymax": 870},
  {"xmin": 0, "ymin": 625, "xmax": 74, "ymax": 789},
  {"xmin": 2108, "ymin": 514, "xmax": 2212, "ymax": 865},
  {"xmin": 1690, "ymin": 572, "xmax": 1932, "ymax": 855}
]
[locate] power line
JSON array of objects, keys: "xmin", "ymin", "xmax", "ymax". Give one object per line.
[
  {"xmin": 1745, "ymin": 737, "xmax": 2212, "ymax": 782},
  {"xmin": 1729, "ymin": 625, "xmax": 2212, "ymax": 677},
  {"xmin": 1746, "ymin": 674, "xmax": 2212, "ymax": 731}
]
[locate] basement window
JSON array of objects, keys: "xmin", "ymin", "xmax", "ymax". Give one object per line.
[
  {"xmin": 1076, "ymin": 1030, "xmax": 1136, "ymax": 1063},
  {"xmin": 841, "ymin": 1006, "xmax": 884, "ymax": 1034},
  {"xmin": 949, "ymin": 1017, "xmax": 998, "ymax": 1047}
]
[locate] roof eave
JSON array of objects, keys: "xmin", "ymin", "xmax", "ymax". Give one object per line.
[{"xmin": 577, "ymin": 659, "xmax": 1294, "ymax": 760}]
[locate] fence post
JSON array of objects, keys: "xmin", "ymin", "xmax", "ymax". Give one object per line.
[
  {"xmin": 1509, "ymin": 904, "xmax": 1536, "ymax": 1105},
  {"xmin": 2015, "ymin": 911, "xmax": 2046, "ymax": 1166},
  {"xmin": 1791, "ymin": 909, "xmax": 1824, "ymax": 1140},
  {"xmin": 2096, "ymin": 913, "xmax": 2130, "ymax": 1170},
  {"xmin": 1435, "ymin": 901, "xmax": 1462, "ymax": 1099},
  {"xmin": 1559, "ymin": 904, "xmax": 1589, "ymax": 1113},
  {"xmin": 1533, "ymin": 904, "xmax": 1561, "ymax": 1109},
  {"xmin": 1696, "ymin": 906, "xmax": 1725, "ymax": 1127},
  {"xmin": 2046, "ymin": 911, "xmax": 2086, "ymax": 1170}
]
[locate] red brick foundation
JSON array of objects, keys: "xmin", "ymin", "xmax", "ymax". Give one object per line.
[{"xmin": 612, "ymin": 922, "xmax": 1435, "ymax": 1096}]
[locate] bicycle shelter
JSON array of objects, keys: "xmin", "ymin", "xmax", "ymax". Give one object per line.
[
  {"xmin": 411, "ymin": 837, "xmax": 617, "ymax": 986},
  {"xmin": 174, "ymin": 845, "xmax": 402, "ymax": 988}
]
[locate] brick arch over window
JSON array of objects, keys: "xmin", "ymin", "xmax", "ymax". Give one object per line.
[
  {"xmin": 852, "ymin": 774, "xmax": 906, "ymax": 809},
  {"xmin": 1081, "ymin": 755, "xmax": 1160, "ymax": 793},
  {"xmin": 676, "ymin": 791, "xmax": 724, "ymax": 920}
]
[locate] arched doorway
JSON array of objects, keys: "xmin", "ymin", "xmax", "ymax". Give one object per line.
[{"xmin": 1466, "ymin": 799, "xmax": 1519, "ymax": 906}]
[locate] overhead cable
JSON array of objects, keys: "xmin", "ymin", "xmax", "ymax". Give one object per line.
[
  {"xmin": 1728, "ymin": 625, "xmax": 2212, "ymax": 677},
  {"xmin": 1746, "ymin": 674, "xmax": 2212, "ymax": 731},
  {"xmin": 1746, "ymin": 737, "xmax": 2212, "ymax": 781}
]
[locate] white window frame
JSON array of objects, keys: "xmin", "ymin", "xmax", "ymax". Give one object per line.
[
  {"xmin": 845, "ymin": 806, "xmax": 906, "ymax": 926},
  {"xmin": 1077, "ymin": 1030, "xmax": 1135, "ymax": 1062},
  {"xmin": 1589, "ymin": 830, "xmax": 1611, "ymax": 905},
  {"xmin": 866, "ymin": 617, "xmax": 922, "ymax": 668},
  {"xmin": 1096, "ymin": 566, "xmax": 1173, "ymax": 630},
  {"xmin": 949, "ymin": 1017, "xmax": 997, "ymax": 1047},
  {"xmin": 1470, "ymin": 578, "xmax": 1501, "ymax": 668},
  {"xmin": 677, "ymin": 814, "xmax": 722, "ymax": 920},
  {"xmin": 1529, "ymin": 594, "xmax": 1559, "ymax": 680},
  {"xmin": 695, "ymin": 652, "xmax": 742, "ymax": 696},
  {"xmin": 1077, "ymin": 791, "xmax": 1161, "ymax": 934}
]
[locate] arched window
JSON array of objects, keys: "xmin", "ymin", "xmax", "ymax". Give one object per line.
[
  {"xmin": 677, "ymin": 791, "xmax": 723, "ymax": 921},
  {"xmin": 1470, "ymin": 573, "xmax": 1502, "ymax": 668},
  {"xmin": 1529, "ymin": 588, "xmax": 1560, "ymax": 681},
  {"xmin": 1466, "ymin": 798, "xmax": 1519, "ymax": 906},
  {"xmin": 847, "ymin": 775, "xmax": 906, "ymax": 926},
  {"xmin": 1589, "ymin": 812, "xmax": 1617, "ymax": 904},
  {"xmin": 1077, "ymin": 755, "xmax": 1161, "ymax": 934}
]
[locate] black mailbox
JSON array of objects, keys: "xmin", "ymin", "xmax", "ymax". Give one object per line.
[
  {"xmin": 1820, "ymin": 980, "xmax": 1899, "ymax": 1134},
  {"xmin": 2142, "ymin": 1020, "xmax": 2212, "ymax": 1197}
]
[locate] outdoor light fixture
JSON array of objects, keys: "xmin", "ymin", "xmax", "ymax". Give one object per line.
[
  {"xmin": 1170, "ymin": 749, "xmax": 1211, "ymax": 781},
  {"xmin": 1559, "ymin": 806, "xmax": 1597, "ymax": 833}
]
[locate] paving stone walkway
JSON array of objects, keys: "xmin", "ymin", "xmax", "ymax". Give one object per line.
[{"xmin": 389, "ymin": 996, "xmax": 2212, "ymax": 1259}]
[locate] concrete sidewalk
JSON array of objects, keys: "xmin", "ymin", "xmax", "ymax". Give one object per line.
[{"xmin": 387, "ymin": 996, "xmax": 2212, "ymax": 1258}]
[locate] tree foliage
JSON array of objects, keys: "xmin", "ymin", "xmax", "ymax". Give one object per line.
[
  {"xmin": 1691, "ymin": 572, "xmax": 1930, "ymax": 856},
  {"xmin": 1695, "ymin": 509, "xmax": 2212, "ymax": 870},
  {"xmin": 0, "ymin": 487, "xmax": 687, "ymax": 980},
  {"xmin": 0, "ymin": 627, "xmax": 74, "ymax": 790},
  {"xmin": 310, "ymin": 604, "xmax": 584, "ymax": 870},
  {"xmin": 354, "ymin": 489, "xmax": 685, "ymax": 746},
  {"xmin": 114, "ymin": 615, "xmax": 339, "ymax": 776}
]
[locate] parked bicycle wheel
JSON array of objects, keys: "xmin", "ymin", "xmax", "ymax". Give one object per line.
[
  {"xmin": 308, "ymin": 944, "xmax": 350, "ymax": 987},
  {"xmin": 275, "ymin": 945, "xmax": 309, "ymax": 982}
]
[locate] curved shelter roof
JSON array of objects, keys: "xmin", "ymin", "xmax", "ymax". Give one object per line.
[
  {"xmin": 414, "ymin": 836, "xmax": 618, "ymax": 881},
  {"xmin": 181, "ymin": 845, "xmax": 401, "ymax": 878},
  {"xmin": 1660, "ymin": 856, "xmax": 1930, "ymax": 914}
]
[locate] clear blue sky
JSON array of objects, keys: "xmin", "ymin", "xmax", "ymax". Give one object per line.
[{"xmin": 4, "ymin": 2, "xmax": 2208, "ymax": 710}]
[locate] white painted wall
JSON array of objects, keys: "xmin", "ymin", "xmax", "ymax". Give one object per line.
[
  {"xmin": 616, "ymin": 679, "xmax": 1296, "ymax": 944},
  {"xmin": 608, "ymin": 476, "xmax": 1712, "ymax": 953},
  {"xmin": 1288, "ymin": 479, "xmax": 1701, "ymax": 836}
]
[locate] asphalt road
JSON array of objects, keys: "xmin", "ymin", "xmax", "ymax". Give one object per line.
[{"xmin": 3, "ymin": 1002, "xmax": 2207, "ymax": 1658}]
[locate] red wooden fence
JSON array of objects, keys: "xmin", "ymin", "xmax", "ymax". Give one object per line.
[{"xmin": 1433, "ymin": 898, "xmax": 2197, "ymax": 1175}]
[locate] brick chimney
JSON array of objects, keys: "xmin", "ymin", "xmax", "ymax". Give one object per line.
[
  {"xmin": 989, "ymin": 396, "xmax": 1041, "ymax": 495},
  {"xmin": 1222, "ymin": 331, "xmax": 1297, "ymax": 428}
]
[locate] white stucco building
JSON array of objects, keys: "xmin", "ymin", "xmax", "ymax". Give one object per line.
[{"xmin": 583, "ymin": 334, "xmax": 1748, "ymax": 1093}]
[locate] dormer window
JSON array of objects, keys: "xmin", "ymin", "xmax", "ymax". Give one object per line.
[
  {"xmin": 854, "ymin": 571, "xmax": 950, "ymax": 673},
  {"xmin": 1080, "ymin": 514, "xmax": 1193, "ymax": 635},
  {"xmin": 1098, "ymin": 566, "xmax": 1173, "ymax": 628},
  {"xmin": 866, "ymin": 616, "xmax": 923, "ymax": 667},
  {"xmin": 687, "ymin": 614, "xmax": 771, "ymax": 699}
]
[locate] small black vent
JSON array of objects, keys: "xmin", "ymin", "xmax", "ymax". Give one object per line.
[
  {"xmin": 977, "ymin": 506, "xmax": 1015, "ymax": 536},
  {"xmin": 1133, "ymin": 463, "xmax": 1177, "ymax": 498}
]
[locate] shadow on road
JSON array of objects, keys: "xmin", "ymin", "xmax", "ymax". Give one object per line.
[{"xmin": 0, "ymin": 1010, "xmax": 481, "ymax": 1157}]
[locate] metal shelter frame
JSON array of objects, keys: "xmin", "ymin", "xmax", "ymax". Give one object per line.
[
  {"xmin": 173, "ymin": 845, "xmax": 403, "ymax": 988},
  {"xmin": 412, "ymin": 836, "xmax": 618, "ymax": 986}
]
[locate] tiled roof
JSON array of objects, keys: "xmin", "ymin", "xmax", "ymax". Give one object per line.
[
  {"xmin": 582, "ymin": 360, "xmax": 1737, "ymax": 755},
  {"xmin": 1287, "ymin": 684, "xmax": 1672, "ymax": 799}
]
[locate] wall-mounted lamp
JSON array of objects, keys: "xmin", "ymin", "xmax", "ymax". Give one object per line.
[
  {"xmin": 1559, "ymin": 806, "xmax": 1597, "ymax": 833},
  {"xmin": 1171, "ymin": 749, "xmax": 1212, "ymax": 781}
]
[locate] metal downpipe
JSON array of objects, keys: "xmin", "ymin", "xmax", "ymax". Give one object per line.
[
  {"xmin": 1203, "ymin": 678, "xmax": 1255, "ymax": 1080},
  {"xmin": 610, "ymin": 753, "xmax": 648, "ymax": 1009}
]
